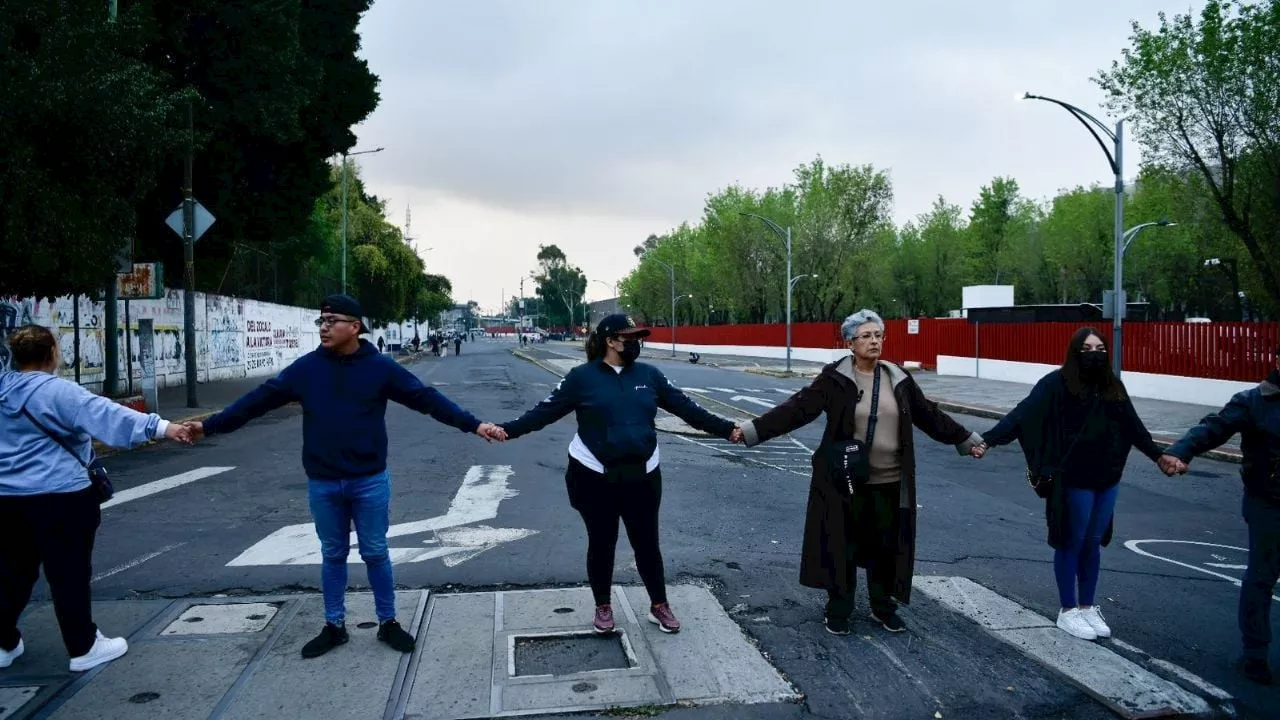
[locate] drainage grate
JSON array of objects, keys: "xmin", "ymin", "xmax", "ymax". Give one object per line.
[
  {"xmin": 162, "ymin": 602, "xmax": 281, "ymax": 636},
  {"xmin": 512, "ymin": 633, "xmax": 632, "ymax": 677}
]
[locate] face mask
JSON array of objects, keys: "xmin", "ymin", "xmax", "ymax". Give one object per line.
[
  {"xmin": 1079, "ymin": 351, "xmax": 1108, "ymax": 374},
  {"xmin": 620, "ymin": 339, "xmax": 641, "ymax": 364}
]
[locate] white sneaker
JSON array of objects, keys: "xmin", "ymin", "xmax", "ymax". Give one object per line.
[
  {"xmin": 1056, "ymin": 609, "xmax": 1098, "ymax": 640},
  {"xmin": 68, "ymin": 631, "xmax": 128, "ymax": 672},
  {"xmin": 0, "ymin": 639, "xmax": 23, "ymax": 668},
  {"xmin": 1080, "ymin": 606, "xmax": 1112, "ymax": 638}
]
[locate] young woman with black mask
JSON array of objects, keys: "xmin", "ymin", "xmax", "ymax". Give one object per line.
[
  {"xmin": 974, "ymin": 327, "xmax": 1163, "ymax": 641},
  {"xmin": 498, "ymin": 314, "xmax": 738, "ymax": 634}
]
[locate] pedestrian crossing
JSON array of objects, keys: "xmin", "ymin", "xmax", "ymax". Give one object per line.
[{"xmin": 679, "ymin": 386, "xmax": 795, "ymax": 395}]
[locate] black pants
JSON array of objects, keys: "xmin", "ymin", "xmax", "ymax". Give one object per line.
[
  {"xmin": 1241, "ymin": 494, "xmax": 1280, "ymax": 659},
  {"xmin": 0, "ymin": 487, "xmax": 101, "ymax": 657},
  {"xmin": 828, "ymin": 482, "xmax": 900, "ymax": 620},
  {"xmin": 565, "ymin": 458, "xmax": 666, "ymax": 606}
]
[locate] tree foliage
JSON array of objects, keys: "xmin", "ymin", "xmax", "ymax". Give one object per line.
[{"xmin": 532, "ymin": 245, "xmax": 588, "ymax": 329}]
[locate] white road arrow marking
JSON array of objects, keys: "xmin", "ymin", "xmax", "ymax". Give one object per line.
[
  {"xmin": 731, "ymin": 395, "xmax": 777, "ymax": 409},
  {"xmin": 708, "ymin": 387, "xmax": 739, "ymax": 394},
  {"xmin": 226, "ymin": 465, "xmax": 536, "ymax": 566},
  {"xmin": 1204, "ymin": 562, "xmax": 1248, "ymax": 570}
]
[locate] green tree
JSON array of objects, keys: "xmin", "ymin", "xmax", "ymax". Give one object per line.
[
  {"xmin": 1095, "ymin": 0, "xmax": 1280, "ymax": 315},
  {"xmin": 0, "ymin": 2, "xmax": 185, "ymax": 298},
  {"xmin": 533, "ymin": 245, "xmax": 587, "ymax": 328}
]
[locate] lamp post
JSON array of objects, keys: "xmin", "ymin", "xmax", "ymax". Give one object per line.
[
  {"xmin": 1023, "ymin": 93, "xmax": 1126, "ymax": 375},
  {"xmin": 1205, "ymin": 257, "xmax": 1244, "ymax": 320},
  {"xmin": 741, "ymin": 213, "xmax": 795, "ymax": 372},
  {"xmin": 592, "ymin": 279, "xmax": 620, "ymax": 318},
  {"xmin": 674, "ymin": 294, "xmax": 694, "ymax": 331},
  {"xmin": 635, "ymin": 249, "xmax": 677, "ymax": 356},
  {"xmin": 340, "ymin": 147, "xmax": 384, "ymax": 294}
]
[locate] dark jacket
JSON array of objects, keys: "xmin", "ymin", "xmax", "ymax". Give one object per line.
[
  {"xmin": 1168, "ymin": 370, "xmax": 1280, "ymax": 502},
  {"xmin": 502, "ymin": 360, "xmax": 736, "ymax": 467},
  {"xmin": 739, "ymin": 357, "xmax": 980, "ymax": 604},
  {"xmin": 204, "ymin": 339, "xmax": 480, "ymax": 479},
  {"xmin": 980, "ymin": 369, "xmax": 1161, "ymax": 549}
]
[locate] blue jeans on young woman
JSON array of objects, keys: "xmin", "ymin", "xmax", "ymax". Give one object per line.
[
  {"xmin": 308, "ymin": 470, "xmax": 396, "ymax": 626},
  {"xmin": 1055, "ymin": 485, "xmax": 1119, "ymax": 609}
]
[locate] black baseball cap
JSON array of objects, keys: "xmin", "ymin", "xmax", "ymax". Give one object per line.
[
  {"xmin": 320, "ymin": 294, "xmax": 368, "ymax": 333},
  {"xmin": 595, "ymin": 313, "xmax": 650, "ymax": 339}
]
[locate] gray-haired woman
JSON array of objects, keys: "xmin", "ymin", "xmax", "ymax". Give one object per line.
[{"xmin": 732, "ymin": 310, "xmax": 981, "ymax": 635}]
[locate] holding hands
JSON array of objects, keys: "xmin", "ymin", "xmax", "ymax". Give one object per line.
[
  {"xmin": 165, "ymin": 422, "xmax": 196, "ymax": 445},
  {"xmin": 969, "ymin": 441, "xmax": 988, "ymax": 459},
  {"xmin": 729, "ymin": 426, "xmax": 745, "ymax": 444},
  {"xmin": 1157, "ymin": 454, "xmax": 1188, "ymax": 476},
  {"xmin": 476, "ymin": 423, "xmax": 509, "ymax": 443}
]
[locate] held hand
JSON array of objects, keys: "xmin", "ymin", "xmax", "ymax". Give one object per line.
[
  {"xmin": 476, "ymin": 423, "xmax": 508, "ymax": 443},
  {"xmin": 181, "ymin": 421, "xmax": 205, "ymax": 442},
  {"xmin": 969, "ymin": 442, "xmax": 988, "ymax": 459},
  {"xmin": 729, "ymin": 426, "xmax": 745, "ymax": 444},
  {"xmin": 1157, "ymin": 454, "xmax": 1187, "ymax": 476},
  {"xmin": 165, "ymin": 423, "xmax": 194, "ymax": 445}
]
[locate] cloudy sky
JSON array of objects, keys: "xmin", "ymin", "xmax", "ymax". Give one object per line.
[{"xmin": 351, "ymin": 0, "xmax": 1204, "ymax": 312}]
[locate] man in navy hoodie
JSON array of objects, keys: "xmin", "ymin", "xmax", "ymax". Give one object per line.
[{"xmin": 187, "ymin": 295, "xmax": 505, "ymax": 659}]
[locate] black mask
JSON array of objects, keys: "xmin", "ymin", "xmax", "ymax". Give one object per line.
[
  {"xmin": 620, "ymin": 339, "xmax": 641, "ymax": 364},
  {"xmin": 1079, "ymin": 351, "xmax": 1108, "ymax": 376}
]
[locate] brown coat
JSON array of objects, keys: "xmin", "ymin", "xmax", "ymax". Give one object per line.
[{"xmin": 741, "ymin": 357, "xmax": 980, "ymax": 603}]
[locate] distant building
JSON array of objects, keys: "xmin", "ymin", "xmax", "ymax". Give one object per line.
[{"xmin": 588, "ymin": 297, "xmax": 621, "ymax": 327}]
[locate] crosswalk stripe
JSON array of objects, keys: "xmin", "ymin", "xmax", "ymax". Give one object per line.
[{"xmin": 101, "ymin": 467, "xmax": 236, "ymax": 510}]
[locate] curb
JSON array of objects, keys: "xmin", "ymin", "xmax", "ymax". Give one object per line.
[{"xmin": 744, "ymin": 367, "xmax": 820, "ymax": 379}]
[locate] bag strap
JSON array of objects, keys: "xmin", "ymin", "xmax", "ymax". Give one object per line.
[
  {"xmin": 864, "ymin": 364, "xmax": 883, "ymax": 449},
  {"xmin": 20, "ymin": 407, "xmax": 90, "ymax": 469}
]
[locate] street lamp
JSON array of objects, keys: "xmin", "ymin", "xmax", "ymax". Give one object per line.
[
  {"xmin": 1023, "ymin": 92, "xmax": 1126, "ymax": 375},
  {"xmin": 1205, "ymin": 257, "xmax": 1245, "ymax": 320},
  {"xmin": 635, "ymin": 248, "xmax": 678, "ymax": 356},
  {"xmin": 741, "ymin": 213, "xmax": 796, "ymax": 372},
  {"xmin": 340, "ymin": 147, "xmax": 385, "ymax": 294},
  {"xmin": 592, "ymin": 279, "xmax": 620, "ymax": 317}
]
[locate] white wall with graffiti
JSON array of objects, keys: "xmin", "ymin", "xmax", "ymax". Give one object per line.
[{"xmin": 0, "ymin": 292, "xmax": 430, "ymax": 395}]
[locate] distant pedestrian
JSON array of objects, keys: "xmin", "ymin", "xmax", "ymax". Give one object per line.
[
  {"xmin": 497, "ymin": 314, "xmax": 738, "ymax": 635},
  {"xmin": 184, "ymin": 295, "xmax": 506, "ymax": 660},
  {"xmin": 454, "ymin": 336, "xmax": 462, "ymax": 356},
  {"xmin": 974, "ymin": 327, "xmax": 1163, "ymax": 642},
  {"xmin": 1160, "ymin": 347, "xmax": 1280, "ymax": 686},
  {"xmin": 0, "ymin": 325, "xmax": 192, "ymax": 673},
  {"xmin": 730, "ymin": 309, "xmax": 981, "ymax": 636}
]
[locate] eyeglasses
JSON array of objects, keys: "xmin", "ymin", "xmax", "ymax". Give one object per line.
[
  {"xmin": 315, "ymin": 315, "xmax": 356, "ymax": 328},
  {"xmin": 854, "ymin": 332, "xmax": 884, "ymax": 341}
]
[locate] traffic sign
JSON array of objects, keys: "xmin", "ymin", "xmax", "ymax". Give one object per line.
[{"xmin": 165, "ymin": 201, "xmax": 216, "ymax": 242}]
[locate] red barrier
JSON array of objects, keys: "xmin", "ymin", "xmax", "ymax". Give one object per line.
[{"xmin": 643, "ymin": 319, "xmax": 1280, "ymax": 382}]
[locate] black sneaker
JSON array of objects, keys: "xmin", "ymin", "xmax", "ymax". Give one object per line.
[
  {"xmin": 872, "ymin": 611, "xmax": 906, "ymax": 633},
  {"xmin": 301, "ymin": 623, "xmax": 348, "ymax": 659},
  {"xmin": 824, "ymin": 615, "xmax": 852, "ymax": 636},
  {"xmin": 377, "ymin": 619, "xmax": 416, "ymax": 653},
  {"xmin": 1238, "ymin": 657, "xmax": 1273, "ymax": 686}
]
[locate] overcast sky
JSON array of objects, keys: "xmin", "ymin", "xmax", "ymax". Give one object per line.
[{"xmin": 351, "ymin": 0, "xmax": 1204, "ymax": 312}]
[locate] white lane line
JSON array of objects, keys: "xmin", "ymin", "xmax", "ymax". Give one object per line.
[
  {"xmin": 672, "ymin": 435, "xmax": 807, "ymax": 477},
  {"xmin": 679, "ymin": 387, "xmax": 710, "ymax": 394},
  {"xmin": 101, "ymin": 467, "xmax": 236, "ymax": 510},
  {"xmin": 731, "ymin": 395, "xmax": 777, "ymax": 409},
  {"xmin": 914, "ymin": 576, "xmax": 1213, "ymax": 717},
  {"xmin": 707, "ymin": 387, "xmax": 738, "ymax": 393},
  {"xmin": 92, "ymin": 543, "xmax": 186, "ymax": 583},
  {"xmin": 1124, "ymin": 539, "xmax": 1280, "ymax": 603},
  {"xmin": 773, "ymin": 388, "xmax": 794, "ymax": 394}
]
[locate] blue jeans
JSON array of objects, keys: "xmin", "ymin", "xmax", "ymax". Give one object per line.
[
  {"xmin": 1054, "ymin": 485, "xmax": 1119, "ymax": 609},
  {"xmin": 308, "ymin": 471, "xmax": 396, "ymax": 625}
]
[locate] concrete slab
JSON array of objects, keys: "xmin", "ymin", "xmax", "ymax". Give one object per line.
[
  {"xmin": 219, "ymin": 591, "xmax": 422, "ymax": 720},
  {"xmin": 8, "ymin": 600, "xmax": 172, "ymax": 680},
  {"xmin": 511, "ymin": 632, "xmax": 633, "ymax": 677},
  {"xmin": 499, "ymin": 673, "xmax": 665, "ymax": 714},
  {"xmin": 621, "ymin": 584, "xmax": 798, "ymax": 705},
  {"xmin": 992, "ymin": 627, "xmax": 1211, "ymax": 719},
  {"xmin": 500, "ymin": 587, "xmax": 596, "ymax": 632},
  {"xmin": 161, "ymin": 602, "xmax": 280, "ymax": 636},
  {"xmin": 913, "ymin": 575, "xmax": 1053, "ymax": 630},
  {"xmin": 0, "ymin": 687, "xmax": 39, "ymax": 720},
  {"xmin": 49, "ymin": 637, "xmax": 260, "ymax": 720},
  {"xmin": 403, "ymin": 593, "xmax": 495, "ymax": 720}
]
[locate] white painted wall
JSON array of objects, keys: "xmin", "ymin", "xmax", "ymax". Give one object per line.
[
  {"xmin": 936, "ymin": 355, "xmax": 1256, "ymax": 408},
  {"xmin": 648, "ymin": 341, "xmax": 848, "ymax": 364}
]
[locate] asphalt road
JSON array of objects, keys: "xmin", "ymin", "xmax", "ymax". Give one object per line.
[{"xmin": 67, "ymin": 339, "xmax": 1277, "ymax": 719}]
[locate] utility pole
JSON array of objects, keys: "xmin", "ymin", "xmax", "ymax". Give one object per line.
[
  {"xmin": 183, "ymin": 100, "xmax": 198, "ymax": 407},
  {"xmin": 102, "ymin": 0, "xmax": 120, "ymax": 395}
]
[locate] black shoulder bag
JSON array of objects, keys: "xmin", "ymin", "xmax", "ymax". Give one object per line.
[
  {"xmin": 822, "ymin": 366, "xmax": 882, "ymax": 497},
  {"xmin": 1026, "ymin": 395, "xmax": 1099, "ymax": 499},
  {"xmin": 21, "ymin": 408, "xmax": 114, "ymax": 503}
]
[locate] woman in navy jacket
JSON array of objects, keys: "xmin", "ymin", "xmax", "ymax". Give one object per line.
[{"xmin": 500, "ymin": 314, "xmax": 737, "ymax": 635}]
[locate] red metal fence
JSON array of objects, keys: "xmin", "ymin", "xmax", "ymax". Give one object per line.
[{"xmin": 644, "ymin": 320, "xmax": 1280, "ymax": 383}]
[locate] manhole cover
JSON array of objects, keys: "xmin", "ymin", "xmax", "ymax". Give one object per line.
[
  {"xmin": 512, "ymin": 633, "xmax": 632, "ymax": 677},
  {"xmin": 183, "ymin": 617, "xmax": 204, "ymax": 623},
  {"xmin": 571, "ymin": 682, "xmax": 597, "ymax": 693},
  {"xmin": 129, "ymin": 692, "xmax": 161, "ymax": 704},
  {"xmin": 553, "ymin": 607, "xmax": 574, "ymax": 614},
  {"xmin": 357, "ymin": 621, "xmax": 377, "ymax": 629},
  {"xmin": 162, "ymin": 602, "xmax": 281, "ymax": 636}
]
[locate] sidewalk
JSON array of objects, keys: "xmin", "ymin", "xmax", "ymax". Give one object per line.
[
  {"xmin": 4, "ymin": 586, "xmax": 794, "ymax": 720},
  {"xmin": 520, "ymin": 345, "xmax": 1243, "ymax": 462}
]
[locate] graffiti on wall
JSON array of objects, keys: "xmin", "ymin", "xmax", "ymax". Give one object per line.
[
  {"xmin": 207, "ymin": 295, "xmax": 244, "ymax": 370},
  {"xmin": 0, "ymin": 299, "xmax": 35, "ymax": 371}
]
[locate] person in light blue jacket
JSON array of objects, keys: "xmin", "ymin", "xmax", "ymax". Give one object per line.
[{"xmin": 0, "ymin": 324, "xmax": 191, "ymax": 674}]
